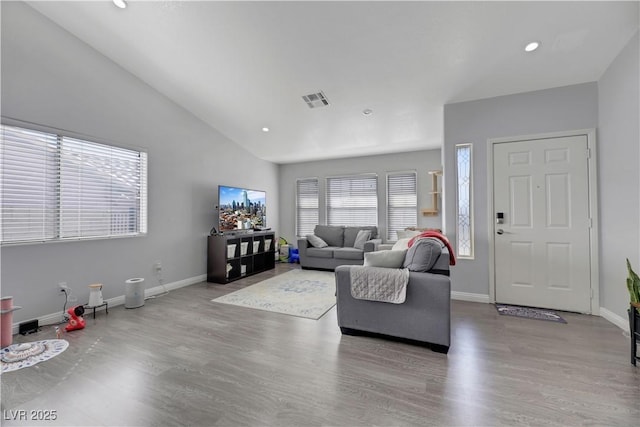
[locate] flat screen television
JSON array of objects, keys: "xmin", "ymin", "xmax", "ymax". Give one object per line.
[{"xmin": 218, "ymin": 185, "xmax": 266, "ymax": 232}]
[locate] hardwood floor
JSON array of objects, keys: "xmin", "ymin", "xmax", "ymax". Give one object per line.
[{"xmin": 2, "ymin": 263, "xmax": 638, "ymax": 426}]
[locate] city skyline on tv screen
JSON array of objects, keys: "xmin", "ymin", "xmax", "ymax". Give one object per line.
[{"xmin": 218, "ymin": 185, "xmax": 266, "ymax": 231}]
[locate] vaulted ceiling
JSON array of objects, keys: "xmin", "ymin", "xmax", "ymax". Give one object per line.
[{"xmin": 27, "ymin": 1, "xmax": 639, "ymax": 163}]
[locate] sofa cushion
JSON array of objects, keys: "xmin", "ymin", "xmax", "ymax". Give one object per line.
[
  {"xmin": 353, "ymin": 230, "xmax": 371, "ymax": 250},
  {"xmin": 333, "ymin": 247, "xmax": 365, "ymax": 260},
  {"xmin": 344, "ymin": 226, "xmax": 378, "ymax": 247},
  {"xmin": 403, "ymin": 237, "xmax": 443, "ymax": 272},
  {"xmin": 392, "ymin": 238, "xmax": 412, "ymax": 251},
  {"xmin": 430, "ymin": 249, "xmax": 451, "ymax": 276},
  {"xmin": 314, "ymin": 225, "xmax": 344, "ymax": 247},
  {"xmin": 306, "ymin": 247, "xmax": 335, "ymax": 258},
  {"xmin": 306, "ymin": 234, "xmax": 328, "ymax": 248},
  {"xmin": 364, "ymin": 249, "xmax": 407, "ymax": 268},
  {"xmin": 396, "ymin": 229, "xmax": 423, "ymax": 240}
]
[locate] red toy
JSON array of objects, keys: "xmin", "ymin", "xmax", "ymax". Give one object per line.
[{"xmin": 65, "ymin": 305, "xmax": 86, "ymax": 332}]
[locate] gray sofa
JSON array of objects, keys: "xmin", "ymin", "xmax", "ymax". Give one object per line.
[
  {"xmin": 335, "ymin": 248, "xmax": 451, "ymax": 353},
  {"xmin": 297, "ymin": 225, "xmax": 381, "ymax": 271}
]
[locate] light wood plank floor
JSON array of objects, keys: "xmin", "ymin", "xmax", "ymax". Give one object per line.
[{"xmin": 2, "ymin": 263, "xmax": 638, "ymax": 426}]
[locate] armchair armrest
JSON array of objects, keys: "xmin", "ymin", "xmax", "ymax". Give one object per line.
[
  {"xmin": 297, "ymin": 237, "xmax": 310, "ymax": 256},
  {"xmin": 363, "ymin": 238, "xmax": 382, "ymax": 252}
]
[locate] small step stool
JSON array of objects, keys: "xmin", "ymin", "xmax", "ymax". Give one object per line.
[{"xmin": 83, "ymin": 302, "xmax": 108, "ymax": 319}]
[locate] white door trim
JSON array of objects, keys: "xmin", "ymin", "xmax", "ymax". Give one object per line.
[{"xmin": 487, "ymin": 129, "xmax": 599, "ymax": 314}]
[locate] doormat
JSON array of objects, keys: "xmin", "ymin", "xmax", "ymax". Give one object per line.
[
  {"xmin": 1, "ymin": 339, "xmax": 69, "ymax": 374},
  {"xmin": 495, "ymin": 304, "xmax": 567, "ymax": 323},
  {"xmin": 212, "ymin": 269, "xmax": 335, "ymax": 320}
]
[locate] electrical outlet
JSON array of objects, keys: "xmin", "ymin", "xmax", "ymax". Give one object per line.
[
  {"xmin": 154, "ymin": 261, "xmax": 162, "ymax": 271},
  {"xmin": 59, "ymin": 282, "xmax": 69, "ymax": 292}
]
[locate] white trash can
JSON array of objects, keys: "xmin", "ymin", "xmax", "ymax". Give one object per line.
[{"xmin": 125, "ymin": 278, "xmax": 145, "ymax": 309}]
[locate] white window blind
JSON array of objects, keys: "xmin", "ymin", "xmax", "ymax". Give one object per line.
[
  {"xmin": 326, "ymin": 174, "xmax": 377, "ymax": 227},
  {"xmin": 296, "ymin": 178, "xmax": 319, "ymax": 237},
  {"xmin": 1, "ymin": 126, "xmax": 58, "ymax": 242},
  {"xmin": 60, "ymin": 136, "xmax": 147, "ymax": 238},
  {"xmin": 387, "ymin": 171, "xmax": 417, "ymax": 241},
  {"xmin": 1, "ymin": 124, "xmax": 147, "ymax": 244}
]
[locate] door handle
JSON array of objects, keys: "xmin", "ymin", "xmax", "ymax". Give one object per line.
[{"xmin": 496, "ymin": 229, "xmax": 504, "ymax": 235}]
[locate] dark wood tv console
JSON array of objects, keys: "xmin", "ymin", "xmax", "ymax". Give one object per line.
[{"xmin": 207, "ymin": 231, "xmax": 276, "ymax": 284}]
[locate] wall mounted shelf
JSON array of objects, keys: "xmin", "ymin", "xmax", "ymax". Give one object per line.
[{"xmin": 421, "ymin": 170, "xmax": 442, "ymax": 216}]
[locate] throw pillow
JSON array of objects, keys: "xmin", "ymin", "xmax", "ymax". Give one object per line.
[
  {"xmin": 364, "ymin": 249, "xmax": 408, "ymax": 268},
  {"xmin": 403, "ymin": 237, "xmax": 443, "ymax": 272},
  {"xmin": 306, "ymin": 234, "xmax": 328, "ymax": 248},
  {"xmin": 392, "ymin": 238, "xmax": 412, "ymax": 251},
  {"xmin": 396, "ymin": 229, "xmax": 423, "ymax": 240},
  {"xmin": 353, "ymin": 230, "xmax": 372, "ymax": 250}
]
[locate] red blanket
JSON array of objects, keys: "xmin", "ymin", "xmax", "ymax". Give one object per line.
[{"xmin": 407, "ymin": 231, "xmax": 456, "ymax": 266}]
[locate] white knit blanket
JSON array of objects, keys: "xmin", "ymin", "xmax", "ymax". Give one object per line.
[{"xmin": 349, "ymin": 266, "xmax": 410, "ymax": 304}]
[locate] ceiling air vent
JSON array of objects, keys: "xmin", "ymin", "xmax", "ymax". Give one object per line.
[{"xmin": 302, "ymin": 91, "xmax": 329, "ymax": 109}]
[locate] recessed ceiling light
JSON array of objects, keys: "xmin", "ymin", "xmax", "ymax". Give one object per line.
[
  {"xmin": 362, "ymin": 109, "xmax": 373, "ymax": 116},
  {"xmin": 524, "ymin": 41, "xmax": 540, "ymax": 52},
  {"xmin": 113, "ymin": 0, "xmax": 127, "ymax": 9},
  {"xmin": 262, "ymin": 127, "xmax": 270, "ymax": 132}
]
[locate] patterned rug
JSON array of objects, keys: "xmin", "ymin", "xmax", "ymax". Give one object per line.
[
  {"xmin": 1, "ymin": 339, "xmax": 69, "ymax": 374},
  {"xmin": 495, "ymin": 304, "xmax": 567, "ymax": 323},
  {"xmin": 212, "ymin": 269, "xmax": 336, "ymax": 320}
]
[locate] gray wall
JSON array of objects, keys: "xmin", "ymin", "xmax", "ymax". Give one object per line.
[
  {"xmin": 278, "ymin": 149, "xmax": 442, "ymax": 244},
  {"xmin": 443, "ymin": 82, "xmax": 598, "ymax": 297},
  {"xmin": 0, "ymin": 2, "xmax": 278, "ymax": 323},
  {"xmin": 597, "ymin": 31, "xmax": 640, "ymax": 319}
]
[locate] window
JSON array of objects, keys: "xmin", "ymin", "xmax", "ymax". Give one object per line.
[
  {"xmin": 455, "ymin": 143, "xmax": 473, "ymax": 258},
  {"xmin": 387, "ymin": 171, "xmax": 417, "ymax": 241},
  {"xmin": 326, "ymin": 174, "xmax": 377, "ymax": 227},
  {"xmin": 296, "ymin": 178, "xmax": 318, "ymax": 237},
  {"xmin": 1, "ymin": 124, "xmax": 147, "ymax": 244}
]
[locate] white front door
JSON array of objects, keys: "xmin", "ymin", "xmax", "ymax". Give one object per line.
[{"xmin": 493, "ymin": 134, "xmax": 592, "ymax": 313}]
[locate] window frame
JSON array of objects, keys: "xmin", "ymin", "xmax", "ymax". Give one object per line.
[
  {"xmin": 455, "ymin": 143, "xmax": 474, "ymax": 259},
  {"xmin": 295, "ymin": 177, "xmax": 319, "ymax": 238},
  {"xmin": 386, "ymin": 170, "xmax": 418, "ymax": 241},
  {"xmin": 325, "ymin": 173, "xmax": 378, "ymax": 228},
  {"xmin": 1, "ymin": 121, "xmax": 148, "ymax": 245}
]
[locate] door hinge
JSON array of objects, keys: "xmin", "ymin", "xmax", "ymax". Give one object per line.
[
  {"xmin": 589, "ymin": 218, "xmax": 593, "ymax": 228},
  {"xmin": 591, "ymin": 288, "xmax": 594, "ymax": 300},
  {"xmin": 586, "ymin": 148, "xmax": 591, "ymax": 159}
]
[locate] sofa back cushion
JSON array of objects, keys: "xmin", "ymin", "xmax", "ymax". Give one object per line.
[
  {"xmin": 403, "ymin": 237, "xmax": 443, "ymax": 272},
  {"xmin": 344, "ymin": 226, "xmax": 378, "ymax": 248},
  {"xmin": 314, "ymin": 225, "xmax": 344, "ymax": 247},
  {"xmin": 430, "ymin": 249, "xmax": 451, "ymax": 276}
]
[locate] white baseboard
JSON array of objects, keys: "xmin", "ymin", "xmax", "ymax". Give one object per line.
[
  {"xmin": 599, "ymin": 306, "xmax": 630, "ymax": 334},
  {"xmin": 446, "ymin": 296, "xmax": 631, "ymax": 334},
  {"xmin": 12, "ymin": 274, "xmax": 206, "ymax": 335},
  {"xmin": 451, "ymin": 291, "xmax": 491, "ymax": 304}
]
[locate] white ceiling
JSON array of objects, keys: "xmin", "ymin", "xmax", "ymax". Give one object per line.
[{"xmin": 27, "ymin": 1, "xmax": 639, "ymax": 164}]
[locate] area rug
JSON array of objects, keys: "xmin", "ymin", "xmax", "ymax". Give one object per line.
[
  {"xmin": 212, "ymin": 269, "xmax": 336, "ymax": 320},
  {"xmin": 1, "ymin": 339, "xmax": 69, "ymax": 374},
  {"xmin": 495, "ymin": 304, "xmax": 567, "ymax": 323}
]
